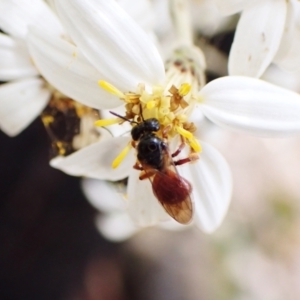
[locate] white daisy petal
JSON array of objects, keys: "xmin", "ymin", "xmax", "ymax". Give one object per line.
[
  {"xmin": 159, "ymin": 219, "xmax": 187, "ymax": 231},
  {"xmin": 212, "ymin": 0, "xmax": 254, "ymax": 15},
  {"xmin": 0, "ymin": 33, "xmax": 37, "ymax": 81},
  {"xmin": 53, "ymin": 0, "xmax": 165, "ymax": 91},
  {"xmin": 274, "ymin": 0, "xmax": 300, "ymax": 72},
  {"xmin": 95, "ymin": 213, "xmax": 138, "ymax": 242},
  {"xmin": 50, "ymin": 136, "xmax": 135, "ymax": 181},
  {"xmin": 0, "ymin": 0, "xmax": 63, "ymax": 39},
  {"xmin": 190, "ymin": 0, "xmax": 237, "ymax": 37},
  {"xmin": 179, "ymin": 142, "xmax": 232, "ymax": 232},
  {"xmin": 200, "ymin": 76, "xmax": 300, "ymax": 136},
  {"xmin": 117, "ymin": 0, "xmax": 155, "ymax": 32},
  {"xmin": 27, "ymin": 28, "xmax": 122, "ymax": 109},
  {"xmin": 274, "ymin": 34, "xmax": 300, "ymax": 72},
  {"xmin": 262, "ymin": 64, "xmax": 300, "ymax": 92},
  {"xmin": 127, "ymin": 168, "xmax": 171, "ymax": 227},
  {"xmin": 81, "ymin": 178, "xmax": 126, "ymax": 212},
  {"xmin": 228, "ymin": 0, "xmax": 287, "ymax": 77},
  {"xmin": 100, "ymin": 106, "xmax": 132, "ymax": 137},
  {"xmin": 0, "ymin": 77, "xmax": 50, "ymax": 136}
]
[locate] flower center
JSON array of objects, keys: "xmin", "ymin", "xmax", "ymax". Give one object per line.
[
  {"xmin": 95, "ymin": 80, "xmax": 201, "ymax": 168},
  {"xmin": 95, "ymin": 46, "xmax": 206, "ymax": 168},
  {"xmin": 42, "ymin": 87, "xmax": 99, "ymax": 157}
]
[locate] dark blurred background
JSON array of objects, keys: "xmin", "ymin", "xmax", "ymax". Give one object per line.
[{"xmin": 0, "ymin": 118, "xmax": 125, "ymax": 300}]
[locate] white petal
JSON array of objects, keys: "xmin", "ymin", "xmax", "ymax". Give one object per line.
[
  {"xmin": 159, "ymin": 219, "xmax": 188, "ymax": 231},
  {"xmin": 274, "ymin": 0, "xmax": 300, "ymax": 72},
  {"xmin": 228, "ymin": 0, "xmax": 287, "ymax": 78},
  {"xmin": 0, "ymin": 77, "xmax": 50, "ymax": 136},
  {"xmin": 262, "ymin": 64, "xmax": 300, "ymax": 92},
  {"xmin": 179, "ymin": 142, "xmax": 232, "ymax": 232},
  {"xmin": 50, "ymin": 136, "xmax": 135, "ymax": 181},
  {"xmin": 199, "ymin": 76, "xmax": 300, "ymax": 136},
  {"xmin": 100, "ymin": 106, "xmax": 132, "ymax": 137},
  {"xmin": 27, "ymin": 28, "xmax": 122, "ymax": 109},
  {"xmin": 117, "ymin": 0, "xmax": 155, "ymax": 33},
  {"xmin": 0, "ymin": 33, "xmax": 37, "ymax": 81},
  {"xmin": 95, "ymin": 213, "xmax": 139, "ymax": 242},
  {"xmin": 274, "ymin": 0, "xmax": 300, "ymax": 62},
  {"xmin": 190, "ymin": 0, "xmax": 237, "ymax": 36},
  {"xmin": 0, "ymin": 0, "xmax": 63, "ymax": 39},
  {"xmin": 81, "ymin": 178, "xmax": 126, "ymax": 212},
  {"xmin": 54, "ymin": 0, "xmax": 165, "ymax": 91},
  {"xmin": 212, "ymin": 0, "xmax": 257, "ymax": 15},
  {"xmin": 127, "ymin": 168, "xmax": 171, "ymax": 227},
  {"xmin": 274, "ymin": 30, "xmax": 300, "ymax": 72}
]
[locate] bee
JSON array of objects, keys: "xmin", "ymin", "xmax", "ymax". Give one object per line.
[{"xmin": 110, "ymin": 111, "xmax": 194, "ymax": 224}]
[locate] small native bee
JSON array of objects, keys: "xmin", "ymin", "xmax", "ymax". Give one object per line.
[{"xmin": 110, "ymin": 111, "xmax": 195, "ymax": 224}]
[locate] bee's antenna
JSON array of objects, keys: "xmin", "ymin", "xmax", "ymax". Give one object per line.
[{"xmin": 109, "ymin": 111, "xmax": 138, "ymax": 124}]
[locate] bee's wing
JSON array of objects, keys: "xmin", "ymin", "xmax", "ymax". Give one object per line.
[
  {"xmin": 160, "ymin": 195, "xmax": 193, "ymax": 225},
  {"xmin": 140, "ymin": 148, "xmax": 193, "ymax": 225}
]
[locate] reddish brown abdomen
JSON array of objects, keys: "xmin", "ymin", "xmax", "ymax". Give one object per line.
[{"xmin": 152, "ymin": 170, "xmax": 192, "ymax": 205}]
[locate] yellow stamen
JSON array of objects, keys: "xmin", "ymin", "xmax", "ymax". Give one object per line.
[
  {"xmin": 94, "ymin": 118, "xmax": 120, "ymax": 127},
  {"xmin": 42, "ymin": 115, "xmax": 54, "ymax": 126},
  {"xmin": 146, "ymin": 100, "xmax": 156, "ymax": 109},
  {"xmin": 56, "ymin": 141, "xmax": 66, "ymax": 156},
  {"xmin": 179, "ymin": 83, "xmax": 191, "ymax": 96},
  {"xmin": 189, "ymin": 138, "xmax": 202, "ymax": 153},
  {"xmin": 112, "ymin": 144, "xmax": 132, "ymax": 169},
  {"xmin": 176, "ymin": 126, "xmax": 193, "ymax": 139},
  {"xmin": 98, "ymin": 80, "xmax": 125, "ymax": 98}
]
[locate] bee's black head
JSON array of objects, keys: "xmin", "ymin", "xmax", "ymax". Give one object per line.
[
  {"xmin": 131, "ymin": 118, "xmax": 160, "ymax": 141},
  {"xmin": 137, "ymin": 134, "xmax": 165, "ymax": 169}
]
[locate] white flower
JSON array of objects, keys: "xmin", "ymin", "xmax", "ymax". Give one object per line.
[
  {"xmin": 0, "ymin": 0, "xmax": 155, "ymax": 137},
  {"xmin": 26, "ymin": 0, "xmax": 300, "ymax": 233},
  {"xmin": 0, "ymin": 0, "xmax": 65, "ymax": 136},
  {"xmin": 213, "ymin": 0, "xmax": 300, "ymax": 76},
  {"xmin": 262, "ymin": 64, "xmax": 300, "ymax": 93},
  {"xmin": 190, "ymin": 0, "xmax": 238, "ymax": 36}
]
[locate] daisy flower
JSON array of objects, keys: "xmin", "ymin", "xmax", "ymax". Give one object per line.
[
  {"xmin": 26, "ymin": 0, "xmax": 300, "ymax": 233},
  {"xmin": 0, "ymin": 0, "xmax": 154, "ymax": 137},
  {"xmin": 213, "ymin": 0, "xmax": 300, "ymax": 76},
  {"xmin": 0, "ymin": 0, "xmax": 66, "ymax": 136}
]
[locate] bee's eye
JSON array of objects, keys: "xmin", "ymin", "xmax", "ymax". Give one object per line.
[{"xmin": 148, "ymin": 142, "xmax": 158, "ymax": 151}]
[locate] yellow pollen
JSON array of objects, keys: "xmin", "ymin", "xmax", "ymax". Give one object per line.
[
  {"xmin": 42, "ymin": 115, "xmax": 54, "ymax": 126},
  {"xmin": 146, "ymin": 100, "xmax": 157, "ymax": 109},
  {"xmin": 98, "ymin": 80, "xmax": 125, "ymax": 98},
  {"xmin": 112, "ymin": 143, "xmax": 132, "ymax": 169},
  {"xmin": 56, "ymin": 141, "xmax": 66, "ymax": 156},
  {"xmin": 94, "ymin": 118, "xmax": 120, "ymax": 127},
  {"xmin": 176, "ymin": 126, "xmax": 193, "ymax": 139},
  {"xmin": 179, "ymin": 83, "xmax": 191, "ymax": 96}
]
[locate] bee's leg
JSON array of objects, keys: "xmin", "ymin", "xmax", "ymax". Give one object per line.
[
  {"xmin": 174, "ymin": 153, "xmax": 199, "ymax": 166},
  {"xmin": 131, "ymin": 140, "xmax": 137, "ymax": 148},
  {"xmin": 162, "ymin": 125, "xmax": 172, "ymax": 139},
  {"xmin": 172, "ymin": 136, "xmax": 186, "ymax": 158},
  {"xmin": 139, "ymin": 170, "xmax": 157, "ymax": 180},
  {"xmin": 133, "ymin": 161, "xmax": 143, "ymax": 170}
]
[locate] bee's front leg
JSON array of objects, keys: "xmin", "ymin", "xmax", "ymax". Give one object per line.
[
  {"xmin": 139, "ymin": 169, "xmax": 157, "ymax": 180},
  {"xmin": 174, "ymin": 152, "xmax": 199, "ymax": 166},
  {"xmin": 133, "ymin": 161, "xmax": 143, "ymax": 170},
  {"xmin": 172, "ymin": 135, "xmax": 186, "ymax": 158}
]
